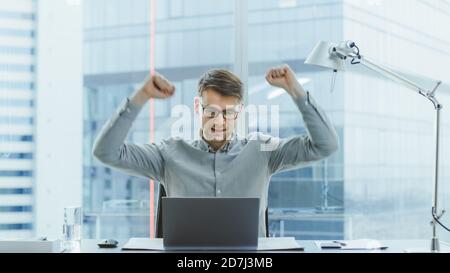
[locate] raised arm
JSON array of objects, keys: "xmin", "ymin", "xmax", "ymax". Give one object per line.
[
  {"xmin": 92, "ymin": 73, "xmax": 176, "ymax": 181},
  {"xmin": 264, "ymin": 65, "xmax": 339, "ymax": 174}
]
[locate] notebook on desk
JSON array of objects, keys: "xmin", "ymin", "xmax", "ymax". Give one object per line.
[
  {"xmin": 123, "ymin": 198, "xmax": 304, "ymax": 251},
  {"xmin": 122, "ymin": 237, "xmax": 304, "ymax": 251},
  {"xmin": 316, "ymin": 239, "xmax": 388, "ymax": 250}
]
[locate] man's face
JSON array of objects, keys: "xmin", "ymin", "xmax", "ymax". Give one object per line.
[{"xmin": 196, "ymin": 88, "xmax": 242, "ymax": 143}]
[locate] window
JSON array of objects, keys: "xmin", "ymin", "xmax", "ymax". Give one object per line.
[
  {"xmin": 83, "ymin": 0, "xmax": 450, "ymax": 242},
  {"xmin": 83, "ymin": 0, "xmax": 234, "ymax": 239},
  {"xmin": 2, "ymin": 0, "xmax": 447, "ymax": 241},
  {"xmin": 247, "ymin": 0, "xmax": 344, "ymax": 239}
]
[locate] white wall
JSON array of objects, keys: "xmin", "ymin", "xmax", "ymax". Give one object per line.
[{"xmin": 35, "ymin": 0, "xmax": 83, "ymax": 238}]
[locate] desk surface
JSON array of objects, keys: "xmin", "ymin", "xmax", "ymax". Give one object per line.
[{"xmin": 75, "ymin": 239, "xmax": 444, "ymax": 253}]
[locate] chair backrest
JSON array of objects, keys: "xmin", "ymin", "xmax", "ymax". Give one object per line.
[
  {"xmin": 155, "ymin": 184, "xmax": 269, "ymax": 238},
  {"xmin": 155, "ymin": 184, "xmax": 166, "ymax": 238}
]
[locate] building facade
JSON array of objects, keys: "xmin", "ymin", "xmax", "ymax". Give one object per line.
[
  {"xmin": 82, "ymin": 0, "xmax": 450, "ymax": 241},
  {"xmin": 0, "ymin": 0, "xmax": 36, "ymax": 239}
]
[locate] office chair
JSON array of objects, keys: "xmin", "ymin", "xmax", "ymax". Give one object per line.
[
  {"xmin": 155, "ymin": 184, "xmax": 165, "ymax": 238},
  {"xmin": 155, "ymin": 184, "xmax": 270, "ymax": 238}
]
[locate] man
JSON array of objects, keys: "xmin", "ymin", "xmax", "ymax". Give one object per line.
[{"xmin": 92, "ymin": 65, "xmax": 339, "ymax": 237}]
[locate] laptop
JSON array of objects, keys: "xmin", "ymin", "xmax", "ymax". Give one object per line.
[{"xmin": 162, "ymin": 197, "xmax": 260, "ymax": 250}]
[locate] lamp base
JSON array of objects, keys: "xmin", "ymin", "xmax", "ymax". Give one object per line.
[{"xmin": 431, "ymin": 237, "xmax": 440, "ymax": 252}]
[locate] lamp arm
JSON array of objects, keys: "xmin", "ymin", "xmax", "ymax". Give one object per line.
[
  {"xmin": 359, "ymin": 56, "xmax": 442, "ymax": 110},
  {"xmin": 360, "ymin": 57, "xmax": 428, "ymax": 95},
  {"xmin": 331, "ymin": 41, "xmax": 442, "ymax": 109}
]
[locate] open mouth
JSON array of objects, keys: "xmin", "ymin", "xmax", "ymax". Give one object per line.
[{"xmin": 211, "ymin": 127, "xmax": 226, "ymax": 133}]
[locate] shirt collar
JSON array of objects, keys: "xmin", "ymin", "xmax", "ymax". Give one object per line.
[{"xmin": 197, "ymin": 130, "xmax": 238, "ymax": 153}]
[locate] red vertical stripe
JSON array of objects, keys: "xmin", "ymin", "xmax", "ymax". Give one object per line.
[{"xmin": 149, "ymin": 0, "xmax": 156, "ymax": 238}]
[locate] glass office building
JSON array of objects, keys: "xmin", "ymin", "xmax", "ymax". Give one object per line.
[
  {"xmin": 1, "ymin": 0, "xmax": 448, "ymax": 242},
  {"xmin": 0, "ymin": 0, "xmax": 35, "ymax": 239},
  {"xmin": 82, "ymin": 0, "xmax": 450, "ymax": 242}
]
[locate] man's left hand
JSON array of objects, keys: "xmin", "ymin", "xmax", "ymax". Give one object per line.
[{"xmin": 265, "ymin": 64, "xmax": 307, "ymax": 99}]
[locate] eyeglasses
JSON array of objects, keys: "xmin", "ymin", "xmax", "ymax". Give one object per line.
[{"xmin": 200, "ymin": 103, "xmax": 241, "ymax": 120}]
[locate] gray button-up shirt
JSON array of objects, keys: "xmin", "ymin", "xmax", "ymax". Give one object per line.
[{"xmin": 92, "ymin": 93, "xmax": 339, "ymax": 237}]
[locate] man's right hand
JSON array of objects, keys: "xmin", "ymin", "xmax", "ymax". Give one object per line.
[{"xmin": 131, "ymin": 73, "xmax": 176, "ymax": 106}]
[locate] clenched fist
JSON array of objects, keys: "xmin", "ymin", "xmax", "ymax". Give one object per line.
[
  {"xmin": 265, "ymin": 64, "xmax": 306, "ymax": 99},
  {"xmin": 131, "ymin": 73, "xmax": 176, "ymax": 106}
]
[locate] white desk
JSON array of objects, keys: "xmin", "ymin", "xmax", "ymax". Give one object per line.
[{"xmin": 74, "ymin": 239, "xmax": 447, "ymax": 253}]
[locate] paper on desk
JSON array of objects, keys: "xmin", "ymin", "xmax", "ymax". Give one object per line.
[
  {"xmin": 257, "ymin": 237, "xmax": 303, "ymax": 251},
  {"xmin": 315, "ymin": 239, "xmax": 388, "ymax": 250},
  {"xmin": 122, "ymin": 237, "xmax": 303, "ymax": 251},
  {"xmin": 123, "ymin": 238, "xmax": 165, "ymax": 250},
  {"xmin": 0, "ymin": 239, "xmax": 62, "ymax": 253}
]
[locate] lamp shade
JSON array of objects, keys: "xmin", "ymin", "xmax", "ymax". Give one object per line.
[{"xmin": 304, "ymin": 41, "xmax": 345, "ymax": 71}]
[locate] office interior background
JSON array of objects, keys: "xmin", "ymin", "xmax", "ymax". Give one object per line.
[{"xmin": 0, "ymin": 0, "xmax": 449, "ymax": 242}]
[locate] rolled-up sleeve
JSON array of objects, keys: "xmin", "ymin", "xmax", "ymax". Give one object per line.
[
  {"xmin": 268, "ymin": 92, "xmax": 339, "ymax": 174},
  {"xmin": 92, "ymin": 98, "xmax": 165, "ymax": 182}
]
